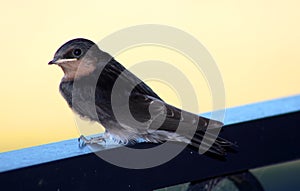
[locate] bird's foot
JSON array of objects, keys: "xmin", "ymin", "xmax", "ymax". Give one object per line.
[{"xmin": 78, "ymin": 135, "xmax": 106, "ymax": 148}]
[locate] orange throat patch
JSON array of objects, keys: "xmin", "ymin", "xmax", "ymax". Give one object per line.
[{"xmin": 59, "ymin": 60, "xmax": 96, "ymax": 82}]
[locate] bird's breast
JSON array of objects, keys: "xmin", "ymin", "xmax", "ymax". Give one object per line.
[{"xmin": 59, "ymin": 80, "xmax": 113, "ymax": 123}]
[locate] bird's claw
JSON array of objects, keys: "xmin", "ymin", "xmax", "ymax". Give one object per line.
[
  {"xmin": 78, "ymin": 135, "xmax": 106, "ymax": 148},
  {"xmin": 78, "ymin": 135, "xmax": 88, "ymax": 148}
]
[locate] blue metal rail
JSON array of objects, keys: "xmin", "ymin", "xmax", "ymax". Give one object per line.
[{"xmin": 1, "ymin": 95, "xmax": 300, "ymax": 190}]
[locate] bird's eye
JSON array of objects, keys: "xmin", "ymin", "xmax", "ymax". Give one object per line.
[{"xmin": 73, "ymin": 48, "xmax": 82, "ymax": 57}]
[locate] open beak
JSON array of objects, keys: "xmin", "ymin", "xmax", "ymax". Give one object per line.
[{"xmin": 48, "ymin": 58, "xmax": 77, "ymax": 65}]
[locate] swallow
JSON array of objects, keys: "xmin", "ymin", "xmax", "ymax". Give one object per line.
[{"xmin": 49, "ymin": 38, "xmax": 235, "ymax": 157}]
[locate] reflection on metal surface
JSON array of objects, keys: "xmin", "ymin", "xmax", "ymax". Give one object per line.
[
  {"xmin": 156, "ymin": 171, "xmax": 264, "ymax": 191},
  {"xmin": 184, "ymin": 171, "xmax": 263, "ymax": 191}
]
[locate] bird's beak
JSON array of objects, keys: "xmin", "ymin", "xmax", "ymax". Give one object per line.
[
  {"xmin": 48, "ymin": 58, "xmax": 57, "ymax": 65},
  {"xmin": 48, "ymin": 58, "xmax": 78, "ymax": 65}
]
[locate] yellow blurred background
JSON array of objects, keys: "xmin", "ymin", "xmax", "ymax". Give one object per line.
[{"xmin": 1, "ymin": 0, "xmax": 299, "ymax": 152}]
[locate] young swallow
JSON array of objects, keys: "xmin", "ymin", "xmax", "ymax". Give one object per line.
[{"xmin": 49, "ymin": 38, "xmax": 234, "ymax": 156}]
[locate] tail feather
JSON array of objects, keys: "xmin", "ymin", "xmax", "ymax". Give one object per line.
[
  {"xmin": 190, "ymin": 138, "xmax": 227, "ymax": 156},
  {"xmin": 188, "ymin": 131, "xmax": 236, "ymax": 157},
  {"xmin": 194, "ymin": 131, "xmax": 235, "ymax": 147}
]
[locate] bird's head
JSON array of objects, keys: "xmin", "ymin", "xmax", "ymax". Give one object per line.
[{"xmin": 49, "ymin": 38, "xmax": 111, "ymax": 81}]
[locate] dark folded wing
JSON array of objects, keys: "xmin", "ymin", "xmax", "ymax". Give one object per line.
[
  {"xmin": 128, "ymin": 93, "xmax": 223, "ymax": 132},
  {"xmin": 128, "ymin": 93, "xmax": 234, "ymax": 156}
]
